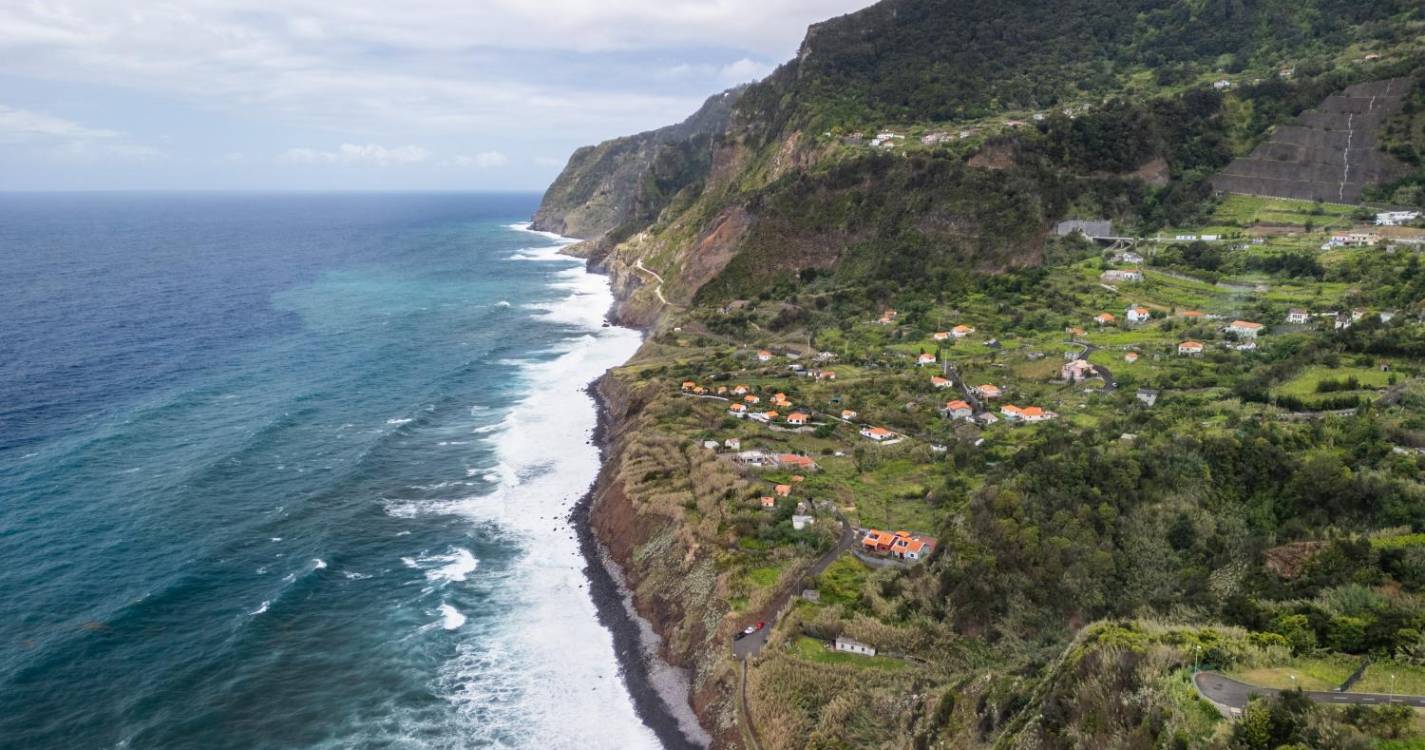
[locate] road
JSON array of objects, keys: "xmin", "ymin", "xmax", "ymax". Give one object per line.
[
  {"xmin": 732, "ymin": 512, "xmax": 856, "ymax": 659},
  {"xmin": 633, "ymin": 258, "xmax": 670, "ymax": 306},
  {"xmin": 1194, "ymin": 672, "xmax": 1425, "ymax": 710}
]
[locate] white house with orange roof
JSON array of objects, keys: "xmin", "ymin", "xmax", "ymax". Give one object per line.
[
  {"xmin": 952, "ymin": 324, "xmax": 975, "ymax": 338},
  {"xmin": 944, "ymin": 400, "xmax": 973, "ymax": 420},
  {"xmin": 1178, "ymin": 340, "xmax": 1204, "ymax": 356},
  {"xmin": 756, "ymin": 349, "xmax": 773, "ymax": 362},
  {"xmin": 860, "ymin": 426, "xmax": 896, "ymax": 442},
  {"xmin": 815, "ymin": 370, "xmax": 836, "ymax": 381},
  {"xmin": 917, "ymin": 352, "xmax": 937, "ymax": 366},
  {"xmin": 932, "ymin": 331, "xmax": 951, "ymax": 341},
  {"xmin": 841, "ymin": 409, "xmax": 858, "ymax": 420},
  {"xmin": 931, "ymin": 375, "xmax": 952, "ymax": 389},
  {"xmin": 681, "ymin": 380, "xmax": 697, "ymax": 391},
  {"xmin": 760, "ymin": 496, "xmax": 776, "ymax": 509},
  {"xmin": 744, "ymin": 394, "xmax": 760, "ymax": 404},
  {"xmin": 729, "ymin": 403, "xmax": 747, "ymax": 417},
  {"xmin": 1002, "ymin": 404, "xmax": 1055, "ymax": 422},
  {"xmin": 1061, "ymin": 359, "xmax": 1097, "ymax": 383},
  {"xmin": 1126, "ymin": 305, "xmax": 1152, "ymax": 324},
  {"xmin": 1226, "ymin": 320, "xmax": 1264, "ymax": 338},
  {"xmin": 878, "ymin": 309, "xmax": 897, "ymax": 324},
  {"xmin": 732, "ymin": 384, "xmax": 749, "ymax": 395},
  {"xmin": 975, "ymin": 384, "xmax": 1001, "ymax": 400},
  {"xmin": 1124, "ymin": 352, "xmax": 1139, "ymax": 363},
  {"xmin": 776, "ymin": 454, "xmax": 818, "ymax": 471},
  {"xmin": 1094, "ymin": 313, "xmax": 1116, "ymax": 326},
  {"xmin": 787, "ymin": 412, "xmax": 810, "ymax": 426},
  {"xmin": 774, "ymin": 483, "xmax": 792, "ymax": 497}
]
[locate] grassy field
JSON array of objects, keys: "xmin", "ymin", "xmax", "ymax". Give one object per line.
[
  {"xmin": 1275, "ymin": 366, "xmax": 1393, "ymax": 399},
  {"xmin": 1353, "ymin": 662, "xmax": 1425, "ymax": 696},
  {"xmin": 1211, "ymin": 194, "xmax": 1358, "ymax": 229},
  {"xmin": 791, "ymin": 636, "xmax": 908, "ymax": 670},
  {"xmin": 1230, "ymin": 655, "xmax": 1361, "ymax": 691}
]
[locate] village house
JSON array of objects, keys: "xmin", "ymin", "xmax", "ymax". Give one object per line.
[
  {"xmin": 860, "ymin": 426, "xmax": 896, "ymax": 442},
  {"xmin": 932, "ymin": 331, "xmax": 951, "ymax": 341},
  {"xmin": 931, "ymin": 376, "xmax": 952, "ymax": 389},
  {"xmin": 920, "ymin": 131, "xmax": 952, "ymax": 145},
  {"xmin": 1114, "ymin": 250, "xmax": 1144, "ymax": 264},
  {"xmin": 1102, "ymin": 269, "xmax": 1144, "ymax": 283},
  {"xmin": 944, "ymin": 400, "xmax": 973, "ymax": 420},
  {"xmin": 787, "ymin": 412, "xmax": 810, "ymax": 426},
  {"xmin": 975, "ymin": 384, "xmax": 1001, "ymax": 399},
  {"xmin": 1126, "ymin": 305, "xmax": 1152, "ymax": 324},
  {"xmin": 1324, "ymin": 232, "xmax": 1382, "ymax": 248},
  {"xmin": 1002, "ymin": 404, "xmax": 1055, "ymax": 422},
  {"xmin": 1137, "ymin": 388, "xmax": 1159, "ymax": 407},
  {"xmin": 861, "ymin": 529, "xmax": 897, "ymax": 552},
  {"xmin": 1286, "ymin": 308, "xmax": 1310, "ymax": 324},
  {"xmin": 681, "ymin": 380, "xmax": 697, "ymax": 391},
  {"xmin": 744, "ymin": 394, "xmax": 761, "ymax": 404},
  {"xmin": 732, "ymin": 385, "xmax": 749, "ymax": 395},
  {"xmin": 1377, "ymin": 211, "xmax": 1421, "ymax": 227},
  {"xmin": 1124, "ymin": 352, "xmax": 1139, "ymax": 363},
  {"xmin": 1178, "ymin": 340, "xmax": 1204, "ymax": 356},
  {"xmin": 974, "ymin": 411, "xmax": 999, "ymax": 426},
  {"xmin": 834, "ymin": 636, "xmax": 877, "ymax": 657},
  {"xmin": 917, "ymin": 352, "xmax": 937, "ymax": 366},
  {"xmin": 774, "ymin": 484, "xmax": 792, "ymax": 497},
  {"xmin": 771, "ymin": 392, "xmax": 791, "ymax": 407},
  {"xmin": 756, "ymin": 349, "xmax": 773, "ymax": 362},
  {"xmin": 777, "ymin": 453, "xmax": 818, "ymax": 471},
  {"xmin": 815, "ymin": 370, "xmax": 836, "ymax": 381},
  {"xmin": 841, "ymin": 409, "xmax": 858, "ymax": 420},
  {"xmin": 878, "ymin": 309, "xmax": 898, "ymax": 325},
  {"xmin": 1094, "ymin": 312, "xmax": 1116, "ymax": 326},
  {"xmin": 692, "ymin": 386, "xmax": 706, "ymax": 395},
  {"xmin": 1061, "ymin": 359, "xmax": 1098, "ymax": 383},
  {"xmin": 728, "ymin": 403, "xmax": 747, "ymax": 417},
  {"xmin": 792, "ymin": 515, "xmax": 814, "ymax": 531},
  {"xmin": 724, "ymin": 438, "xmax": 741, "ymax": 451},
  {"xmin": 1180, "ymin": 310, "xmax": 1205, "ymax": 321},
  {"xmin": 952, "ymin": 324, "xmax": 975, "ymax": 338},
  {"xmin": 1066, "ymin": 326, "xmax": 1086, "ymax": 337},
  {"xmin": 760, "ymin": 496, "xmax": 776, "ymax": 509},
  {"xmin": 891, "ymin": 534, "xmax": 935, "ymax": 560},
  {"xmin": 737, "ymin": 450, "xmax": 773, "ymax": 468},
  {"xmin": 1352, "ymin": 307, "xmax": 1368, "ymax": 322},
  {"xmin": 1213, "ymin": 79, "xmax": 1233, "ymax": 90},
  {"xmin": 716, "ymin": 386, "xmax": 728, "ymax": 395},
  {"xmin": 702, "ymin": 440, "xmax": 720, "ymax": 450},
  {"xmin": 1227, "ymin": 320, "xmax": 1264, "ymax": 338}
]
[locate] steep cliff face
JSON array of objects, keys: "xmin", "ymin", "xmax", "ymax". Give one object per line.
[{"xmin": 530, "ymin": 87, "xmax": 744, "ymax": 240}]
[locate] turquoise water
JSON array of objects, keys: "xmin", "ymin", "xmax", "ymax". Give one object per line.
[{"xmin": 0, "ymin": 193, "xmax": 658, "ymax": 748}]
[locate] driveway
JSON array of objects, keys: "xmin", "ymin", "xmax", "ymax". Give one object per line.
[
  {"xmin": 1194, "ymin": 672, "xmax": 1425, "ymax": 709},
  {"xmin": 733, "ymin": 514, "xmax": 856, "ymax": 659}
]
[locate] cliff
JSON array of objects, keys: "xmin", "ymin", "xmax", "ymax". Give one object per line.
[{"xmin": 530, "ymin": 87, "xmax": 743, "ymax": 240}]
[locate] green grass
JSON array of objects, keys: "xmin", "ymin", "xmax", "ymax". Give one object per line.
[
  {"xmin": 791, "ymin": 636, "xmax": 908, "ymax": 670},
  {"xmin": 1353, "ymin": 661, "xmax": 1425, "ymax": 696},
  {"xmin": 1275, "ymin": 366, "xmax": 1393, "ymax": 399},
  {"xmin": 1373, "ymin": 533, "xmax": 1425, "ymax": 551},
  {"xmin": 746, "ymin": 565, "xmax": 782, "ymax": 587},
  {"xmin": 1230, "ymin": 655, "xmax": 1360, "ymax": 691},
  {"xmin": 816, "ymin": 556, "xmax": 869, "ymax": 606}
]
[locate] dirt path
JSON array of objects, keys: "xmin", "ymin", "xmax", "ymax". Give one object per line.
[{"xmin": 634, "ymin": 258, "xmax": 670, "ymax": 306}]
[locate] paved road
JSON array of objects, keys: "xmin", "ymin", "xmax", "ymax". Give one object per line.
[
  {"xmin": 732, "ymin": 513, "xmax": 856, "ymax": 659},
  {"xmin": 1195, "ymin": 672, "xmax": 1425, "ymax": 710}
]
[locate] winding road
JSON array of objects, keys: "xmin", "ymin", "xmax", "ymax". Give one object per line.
[
  {"xmin": 1194, "ymin": 672, "xmax": 1425, "ymax": 711},
  {"xmin": 732, "ymin": 511, "xmax": 856, "ymax": 660},
  {"xmin": 633, "ymin": 258, "xmax": 670, "ymax": 306}
]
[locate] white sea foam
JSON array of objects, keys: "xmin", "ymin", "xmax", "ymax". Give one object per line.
[
  {"xmin": 416, "ymin": 547, "xmax": 478, "ymax": 583},
  {"xmin": 423, "ymin": 224, "xmax": 669, "ymax": 749},
  {"xmin": 249, "ymin": 601, "xmax": 270, "ymax": 616},
  {"xmin": 386, "ymin": 418, "xmax": 413, "ymax": 426},
  {"xmin": 342, "ymin": 571, "xmax": 372, "ymax": 580},
  {"xmin": 439, "ymin": 603, "xmax": 466, "ymax": 630},
  {"xmin": 311, "ymin": 559, "xmax": 327, "ymax": 570}
]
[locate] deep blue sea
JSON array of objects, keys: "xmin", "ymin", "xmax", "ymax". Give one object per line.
[{"xmin": 0, "ymin": 192, "xmax": 663, "ymax": 749}]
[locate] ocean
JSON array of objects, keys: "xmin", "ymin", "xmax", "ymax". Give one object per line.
[{"xmin": 0, "ymin": 192, "xmax": 678, "ymax": 749}]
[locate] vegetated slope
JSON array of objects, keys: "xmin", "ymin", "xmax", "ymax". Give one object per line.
[
  {"xmin": 1212, "ymin": 78, "xmax": 1415, "ymax": 203},
  {"xmin": 530, "ymin": 87, "xmax": 742, "ymax": 239},
  {"xmin": 543, "ymin": 0, "xmax": 1423, "ymax": 312}
]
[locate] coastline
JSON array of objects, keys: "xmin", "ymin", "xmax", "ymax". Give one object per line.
[
  {"xmin": 571, "ymin": 381, "xmax": 707, "ymax": 750},
  {"xmin": 547, "ymin": 229, "xmax": 710, "ymax": 749}
]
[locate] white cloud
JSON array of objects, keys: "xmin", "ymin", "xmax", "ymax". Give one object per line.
[
  {"xmin": 446, "ymin": 150, "xmax": 509, "ymax": 168},
  {"xmin": 277, "ymin": 143, "xmax": 431, "ymax": 166},
  {"xmin": 0, "ymin": 104, "xmax": 118, "ymax": 141},
  {"xmin": 717, "ymin": 57, "xmax": 774, "ymax": 84}
]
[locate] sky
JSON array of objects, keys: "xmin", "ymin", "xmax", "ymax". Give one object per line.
[{"xmin": 0, "ymin": 1, "xmax": 872, "ymax": 191}]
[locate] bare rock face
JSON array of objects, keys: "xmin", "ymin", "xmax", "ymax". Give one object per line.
[
  {"xmin": 1212, "ymin": 78, "xmax": 1414, "ymax": 204},
  {"xmin": 530, "ymin": 87, "xmax": 744, "ymax": 239}
]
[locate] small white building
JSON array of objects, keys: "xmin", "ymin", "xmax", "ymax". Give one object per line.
[
  {"xmin": 1126, "ymin": 305, "xmax": 1152, "ymax": 324},
  {"xmin": 1286, "ymin": 308, "xmax": 1309, "ymax": 324},
  {"xmin": 1226, "ymin": 320, "xmax": 1264, "ymax": 338},
  {"xmin": 1377, "ymin": 211, "xmax": 1421, "ymax": 226},
  {"xmin": 724, "ymin": 438, "xmax": 741, "ymax": 451},
  {"xmin": 791, "ymin": 515, "xmax": 814, "ymax": 531},
  {"xmin": 702, "ymin": 440, "xmax": 720, "ymax": 450},
  {"xmin": 1102, "ymin": 269, "xmax": 1144, "ymax": 283},
  {"xmin": 834, "ymin": 636, "xmax": 877, "ymax": 657}
]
